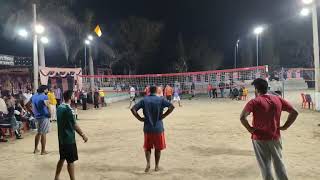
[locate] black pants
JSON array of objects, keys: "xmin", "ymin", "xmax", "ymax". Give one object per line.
[
  {"xmin": 56, "ymin": 99, "xmax": 61, "ymax": 107},
  {"xmin": 82, "ymin": 98, "xmax": 87, "ymax": 110},
  {"xmin": 212, "ymin": 90, "xmax": 218, "ymax": 98}
]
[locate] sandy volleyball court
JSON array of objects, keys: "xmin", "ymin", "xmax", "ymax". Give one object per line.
[{"xmin": 0, "ymin": 90, "xmax": 319, "ymax": 180}]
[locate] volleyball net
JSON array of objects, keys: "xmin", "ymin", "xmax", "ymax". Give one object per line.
[{"xmin": 81, "ymin": 66, "xmax": 269, "ymax": 97}]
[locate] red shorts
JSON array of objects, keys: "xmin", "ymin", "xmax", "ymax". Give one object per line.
[{"xmin": 144, "ymin": 132, "xmax": 166, "ymax": 151}]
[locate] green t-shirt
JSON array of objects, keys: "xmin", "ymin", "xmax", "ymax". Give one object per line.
[{"xmin": 57, "ymin": 103, "xmax": 76, "ymax": 144}]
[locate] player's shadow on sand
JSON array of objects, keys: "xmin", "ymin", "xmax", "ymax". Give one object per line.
[
  {"xmin": 84, "ymin": 163, "xmax": 195, "ymax": 176},
  {"xmin": 188, "ymin": 146, "xmax": 253, "ymax": 156},
  {"xmin": 83, "ymin": 164, "xmax": 146, "ymax": 175}
]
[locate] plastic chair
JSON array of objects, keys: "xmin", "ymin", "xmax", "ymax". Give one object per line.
[
  {"xmin": 301, "ymin": 93, "xmax": 307, "ymax": 108},
  {"xmin": 305, "ymin": 94, "xmax": 314, "ymax": 110}
]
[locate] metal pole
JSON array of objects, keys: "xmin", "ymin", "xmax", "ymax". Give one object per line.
[
  {"xmin": 281, "ymin": 67, "xmax": 285, "ymax": 98},
  {"xmin": 88, "ymin": 47, "xmax": 95, "ymax": 93},
  {"xmin": 39, "ymin": 42, "xmax": 45, "ymax": 67},
  {"xmin": 32, "ymin": 4, "xmax": 39, "ymax": 92},
  {"xmin": 84, "ymin": 45, "xmax": 87, "ymax": 75},
  {"xmin": 234, "ymin": 43, "xmax": 237, "ymax": 69},
  {"xmin": 256, "ymin": 35, "xmax": 259, "ymax": 67},
  {"xmin": 311, "ymin": 3, "xmax": 320, "ymax": 111}
]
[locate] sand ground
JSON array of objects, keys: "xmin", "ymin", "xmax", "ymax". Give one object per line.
[{"xmin": 0, "ymin": 90, "xmax": 319, "ymax": 180}]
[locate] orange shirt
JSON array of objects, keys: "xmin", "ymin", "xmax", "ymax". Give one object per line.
[{"xmin": 164, "ymin": 86, "xmax": 173, "ymax": 96}]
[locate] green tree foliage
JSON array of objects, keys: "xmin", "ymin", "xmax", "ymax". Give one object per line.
[{"xmin": 0, "ymin": 0, "xmax": 114, "ymax": 63}]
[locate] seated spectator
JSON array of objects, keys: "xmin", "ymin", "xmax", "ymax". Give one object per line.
[
  {"xmin": 0, "ymin": 96, "xmax": 8, "ymax": 142},
  {"xmin": 23, "ymin": 89, "xmax": 33, "ymax": 106},
  {"xmin": 5, "ymin": 94, "xmax": 23, "ymax": 139}
]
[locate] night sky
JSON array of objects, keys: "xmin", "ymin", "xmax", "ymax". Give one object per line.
[
  {"xmin": 0, "ymin": 0, "xmax": 303, "ymax": 69},
  {"xmin": 83, "ymin": 0, "xmax": 299, "ymax": 65}
]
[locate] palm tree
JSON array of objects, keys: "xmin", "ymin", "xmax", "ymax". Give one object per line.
[{"xmin": 0, "ymin": 0, "xmax": 115, "ymax": 67}]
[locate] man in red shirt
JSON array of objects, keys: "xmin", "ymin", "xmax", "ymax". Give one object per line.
[{"xmin": 240, "ymin": 78, "xmax": 298, "ymax": 180}]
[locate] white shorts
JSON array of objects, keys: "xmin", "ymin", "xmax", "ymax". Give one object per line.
[{"xmin": 173, "ymin": 96, "xmax": 180, "ymax": 101}]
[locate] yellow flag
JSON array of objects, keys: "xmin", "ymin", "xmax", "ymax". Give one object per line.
[{"xmin": 94, "ymin": 25, "xmax": 102, "ymax": 37}]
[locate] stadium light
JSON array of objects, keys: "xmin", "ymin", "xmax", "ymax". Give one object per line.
[
  {"xmin": 253, "ymin": 26, "xmax": 264, "ymax": 35},
  {"xmin": 40, "ymin": 36, "xmax": 49, "ymax": 44},
  {"xmin": 84, "ymin": 39, "xmax": 90, "ymax": 45},
  {"xmin": 87, "ymin": 35, "xmax": 93, "ymax": 41},
  {"xmin": 35, "ymin": 24, "xmax": 45, "ymax": 34},
  {"xmin": 302, "ymin": 0, "xmax": 314, "ymax": 5},
  {"xmin": 18, "ymin": 29, "xmax": 28, "ymax": 38},
  {"xmin": 300, "ymin": 8, "xmax": 311, "ymax": 16}
]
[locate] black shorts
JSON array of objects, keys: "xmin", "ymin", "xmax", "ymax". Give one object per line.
[
  {"xmin": 166, "ymin": 96, "xmax": 172, "ymax": 101},
  {"xmin": 59, "ymin": 143, "xmax": 78, "ymax": 164}
]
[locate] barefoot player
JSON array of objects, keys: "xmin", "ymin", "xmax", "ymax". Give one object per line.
[
  {"xmin": 54, "ymin": 90, "xmax": 88, "ymax": 180},
  {"xmin": 131, "ymin": 86, "xmax": 175, "ymax": 172}
]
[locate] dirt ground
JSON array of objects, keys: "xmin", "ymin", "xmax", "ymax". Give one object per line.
[{"xmin": 0, "ymin": 90, "xmax": 319, "ymax": 180}]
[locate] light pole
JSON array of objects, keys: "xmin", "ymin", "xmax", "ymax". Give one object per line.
[
  {"xmin": 84, "ymin": 36, "xmax": 95, "ymax": 95},
  {"xmin": 84, "ymin": 39, "xmax": 90, "ymax": 75},
  {"xmin": 32, "ymin": 4, "xmax": 39, "ymax": 92},
  {"xmin": 301, "ymin": 0, "xmax": 320, "ymax": 111},
  {"xmin": 17, "ymin": 20, "xmax": 48, "ymax": 92},
  {"xmin": 39, "ymin": 36, "xmax": 49, "ymax": 67},
  {"xmin": 253, "ymin": 26, "xmax": 264, "ymax": 67},
  {"xmin": 234, "ymin": 39, "xmax": 240, "ymax": 68}
]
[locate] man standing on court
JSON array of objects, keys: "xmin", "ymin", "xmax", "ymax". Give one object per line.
[
  {"xmin": 54, "ymin": 90, "xmax": 88, "ymax": 180},
  {"xmin": 48, "ymin": 88, "xmax": 57, "ymax": 121},
  {"xmin": 164, "ymin": 84, "xmax": 173, "ymax": 102},
  {"xmin": 54, "ymin": 86, "xmax": 62, "ymax": 106},
  {"xmin": 31, "ymin": 85, "xmax": 51, "ymax": 155},
  {"xmin": 131, "ymin": 86, "xmax": 175, "ymax": 172},
  {"xmin": 240, "ymin": 78, "xmax": 299, "ymax": 180},
  {"xmin": 128, "ymin": 86, "xmax": 136, "ymax": 108}
]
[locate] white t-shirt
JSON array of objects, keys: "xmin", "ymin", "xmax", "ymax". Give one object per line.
[
  {"xmin": 0, "ymin": 98, "xmax": 8, "ymax": 114},
  {"xmin": 23, "ymin": 93, "xmax": 32, "ymax": 105},
  {"xmin": 130, "ymin": 87, "xmax": 136, "ymax": 97}
]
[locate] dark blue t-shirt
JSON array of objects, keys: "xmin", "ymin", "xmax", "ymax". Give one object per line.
[
  {"xmin": 31, "ymin": 93, "xmax": 49, "ymax": 119},
  {"xmin": 133, "ymin": 95, "xmax": 173, "ymax": 133}
]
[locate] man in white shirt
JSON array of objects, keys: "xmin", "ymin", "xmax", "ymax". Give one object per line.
[
  {"xmin": 0, "ymin": 96, "xmax": 8, "ymax": 142},
  {"xmin": 0, "ymin": 96, "xmax": 8, "ymax": 114},
  {"xmin": 23, "ymin": 89, "xmax": 33, "ymax": 106},
  {"xmin": 128, "ymin": 86, "xmax": 136, "ymax": 108}
]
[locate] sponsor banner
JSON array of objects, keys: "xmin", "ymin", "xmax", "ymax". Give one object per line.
[{"xmin": 0, "ymin": 54, "xmax": 14, "ymax": 66}]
